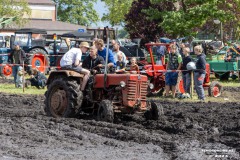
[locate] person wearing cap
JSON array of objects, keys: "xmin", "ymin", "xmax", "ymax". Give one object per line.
[
  {"xmin": 60, "ymin": 42, "xmax": 90, "ymax": 91},
  {"xmin": 94, "ymin": 39, "xmax": 115, "ymax": 68},
  {"xmin": 8, "ymin": 42, "xmax": 26, "ymax": 87}
]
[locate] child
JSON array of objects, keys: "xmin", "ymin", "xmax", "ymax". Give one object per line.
[
  {"xmin": 129, "ymin": 57, "xmax": 139, "ymax": 74},
  {"xmin": 116, "ymin": 53, "xmax": 126, "ymax": 73},
  {"xmin": 28, "ymin": 68, "xmax": 47, "ymax": 89},
  {"xmin": 16, "ymin": 66, "xmax": 24, "ymax": 88}
]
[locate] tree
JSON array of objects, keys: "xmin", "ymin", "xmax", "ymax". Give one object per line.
[
  {"xmin": 101, "ymin": 0, "xmax": 133, "ymax": 26},
  {"xmin": 125, "ymin": 0, "xmax": 167, "ymax": 45},
  {"xmin": 0, "ymin": 0, "xmax": 31, "ymax": 28},
  {"xmin": 53, "ymin": 0, "xmax": 99, "ymax": 26},
  {"xmin": 149, "ymin": 0, "xmax": 240, "ymax": 39}
]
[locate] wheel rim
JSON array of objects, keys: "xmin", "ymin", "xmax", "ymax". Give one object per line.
[
  {"xmin": 50, "ymin": 87, "xmax": 68, "ymax": 117},
  {"xmin": 213, "ymin": 86, "xmax": 220, "ymax": 97},
  {"xmin": 31, "ymin": 54, "xmax": 46, "ymax": 72},
  {"xmin": 2, "ymin": 65, "xmax": 12, "ymax": 77}
]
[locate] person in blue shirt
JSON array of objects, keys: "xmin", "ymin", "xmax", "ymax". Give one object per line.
[{"xmin": 94, "ymin": 39, "xmax": 115, "ymax": 68}]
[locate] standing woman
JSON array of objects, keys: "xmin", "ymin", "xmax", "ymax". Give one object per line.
[{"xmin": 194, "ymin": 45, "xmax": 206, "ymax": 101}]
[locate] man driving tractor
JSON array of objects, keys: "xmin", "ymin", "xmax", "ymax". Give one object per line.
[{"xmin": 60, "ymin": 42, "xmax": 90, "ymax": 91}]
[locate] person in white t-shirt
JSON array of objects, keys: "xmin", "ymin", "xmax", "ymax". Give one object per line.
[
  {"xmin": 60, "ymin": 42, "xmax": 90, "ymax": 91},
  {"xmin": 112, "ymin": 42, "xmax": 127, "ymax": 64}
]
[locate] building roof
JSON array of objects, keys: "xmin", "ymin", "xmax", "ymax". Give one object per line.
[
  {"xmin": 4, "ymin": 19, "xmax": 86, "ymax": 35},
  {"xmin": 27, "ymin": 0, "xmax": 55, "ymax": 5},
  {"xmin": 62, "ymin": 31, "xmax": 93, "ymax": 39}
]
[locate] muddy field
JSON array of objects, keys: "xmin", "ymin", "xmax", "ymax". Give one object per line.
[{"xmin": 0, "ymin": 78, "xmax": 239, "ymax": 159}]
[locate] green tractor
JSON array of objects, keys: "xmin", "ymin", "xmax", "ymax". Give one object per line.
[{"xmin": 208, "ymin": 46, "xmax": 240, "ymax": 80}]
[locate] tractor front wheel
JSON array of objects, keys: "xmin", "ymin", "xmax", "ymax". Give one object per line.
[
  {"xmin": 145, "ymin": 102, "xmax": 163, "ymax": 120},
  {"xmin": 97, "ymin": 100, "xmax": 114, "ymax": 122},
  {"xmin": 44, "ymin": 78, "xmax": 83, "ymax": 118},
  {"xmin": 208, "ymin": 81, "xmax": 222, "ymax": 97}
]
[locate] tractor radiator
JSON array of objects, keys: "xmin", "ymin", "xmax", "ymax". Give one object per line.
[{"xmin": 127, "ymin": 80, "xmax": 147, "ymax": 101}]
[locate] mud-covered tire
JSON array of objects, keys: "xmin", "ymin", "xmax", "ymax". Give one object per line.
[
  {"xmin": 208, "ymin": 81, "xmax": 222, "ymax": 97},
  {"xmin": 145, "ymin": 102, "xmax": 163, "ymax": 120},
  {"xmin": 97, "ymin": 100, "xmax": 114, "ymax": 122},
  {"xmin": 44, "ymin": 78, "xmax": 83, "ymax": 118},
  {"xmin": 25, "ymin": 48, "xmax": 50, "ymax": 74},
  {"xmin": 0, "ymin": 63, "xmax": 13, "ymax": 78}
]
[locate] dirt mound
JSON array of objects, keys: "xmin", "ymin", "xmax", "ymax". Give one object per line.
[{"xmin": 0, "ymin": 92, "xmax": 239, "ymax": 159}]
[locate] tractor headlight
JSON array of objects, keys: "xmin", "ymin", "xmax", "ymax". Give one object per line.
[
  {"xmin": 149, "ymin": 83, "xmax": 154, "ymax": 89},
  {"xmin": 120, "ymin": 81, "xmax": 126, "ymax": 88}
]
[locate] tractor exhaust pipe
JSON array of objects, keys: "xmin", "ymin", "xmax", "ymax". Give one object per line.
[{"xmin": 104, "ymin": 26, "xmax": 110, "ymax": 91}]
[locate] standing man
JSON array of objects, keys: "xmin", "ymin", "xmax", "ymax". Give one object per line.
[
  {"xmin": 182, "ymin": 47, "xmax": 192, "ymax": 95},
  {"xmin": 112, "ymin": 42, "xmax": 127, "ymax": 64},
  {"xmin": 82, "ymin": 45, "xmax": 105, "ymax": 74},
  {"xmin": 95, "ymin": 39, "xmax": 115, "ymax": 68},
  {"xmin": 194, "ymin": 45, "xmax": 206, "ymax": 101},
  {"xmin": 8, "ymin": 42, "xmax": 26, "ymax": 87},
  {"xmin": 165, "ymin": 44, "xmax": 182, "ymax": 98},
  {"xmin": 60, "ymin": 42, "xmax": 90, "ymax": 91}
]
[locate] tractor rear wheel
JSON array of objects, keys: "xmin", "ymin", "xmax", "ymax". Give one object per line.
[
  {"xmin": 208, "ymin": 81, "xmax": 222, "ymax": 97},
  {"xmin": 97, "ymin": 100, "xmax": 114, "ymax": 122},
  {"xmin": 145, "ymin": 102, "xmax": 163, "ymax": 120},
  {"xmin": 44, "ymin": 78, "xmax": 83, "ymax": 118},
  {"xmin": 25, "ymin": 48, "xmax": 50, "ymax": 74},
  {"xmin": 0, "ymin": 63, "xmax": 12, "ymax": 78}
]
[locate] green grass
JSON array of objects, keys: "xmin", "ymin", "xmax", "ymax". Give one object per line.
[
  {"xmin": 0, "ymin": 83, "xmax": 46, "ymax": 95},
  {"xmin": 0, "ymin": 76, "xmax": 46, "ymax": 95}
]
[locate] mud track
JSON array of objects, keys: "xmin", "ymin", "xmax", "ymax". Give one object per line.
[{"xmin": 0, "ymin": 79, "xmax": 239, "ymax": 159}]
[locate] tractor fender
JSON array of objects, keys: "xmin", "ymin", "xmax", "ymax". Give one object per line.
[{"xmin": 47, "ymin": 70, "xmax": 84, "ymax": 85}]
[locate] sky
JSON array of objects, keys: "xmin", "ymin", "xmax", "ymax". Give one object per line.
[{"xmin": 93, "ymin": 0, "xmax": 111, "ymax": 28}]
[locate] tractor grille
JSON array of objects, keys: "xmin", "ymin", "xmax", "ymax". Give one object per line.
[{"xmin": 127, "ymin": 80, "xmax": 147, "ymax": 101}]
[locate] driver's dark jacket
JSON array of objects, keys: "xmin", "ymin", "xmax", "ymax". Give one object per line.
[
  {"xmin": 8, "ymin": 49, "xmax": 26, "ymax": 64},
  {"xmin": 82, "ymin": 55, "xmax": 105, "ymax": 71}
]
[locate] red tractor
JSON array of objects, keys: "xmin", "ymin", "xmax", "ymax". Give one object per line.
[
  {"xmin": 142, "ymin": 42, "xmax": 222, "ymax": 98},
  {"xmin": 44, "ymin": 45, "xmax": 161, "ymax": 122}
]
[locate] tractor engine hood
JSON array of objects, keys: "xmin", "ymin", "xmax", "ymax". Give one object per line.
[{"xmin": 93, "ymin": 74, "xmax": 148, "ymax": 88}]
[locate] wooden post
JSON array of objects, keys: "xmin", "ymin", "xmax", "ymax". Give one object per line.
[
  {"xmin": 191, "ymin": 71, "xmax": 194, "ymax": 99},
  {"xmin": 22, "ymin": 62, "xmax": 25, "ymax": 93}
]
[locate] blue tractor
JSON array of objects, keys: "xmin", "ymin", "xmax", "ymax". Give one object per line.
[{"xmin": 0, "ymin": 28, "xmax": 51, "ymax": 77}]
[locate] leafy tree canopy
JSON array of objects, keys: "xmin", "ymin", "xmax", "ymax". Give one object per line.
[
  {"xmin": 125, "ymin": 0, "xmax": 166, "ymax": 44},
  {"xmin": 101, "ymin": 0, "xmax": 133, "ymax": 26},
  {"xmin": 53, "ymin": 0, "xmax": 99, "ymax": 26},
  {"xmin": 149, "ymin": 0, "xmax": 240, "ymax": 38},
  {"xmin": 0, "ymin": 0, "xmax": 31, "ymax": 28}
]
